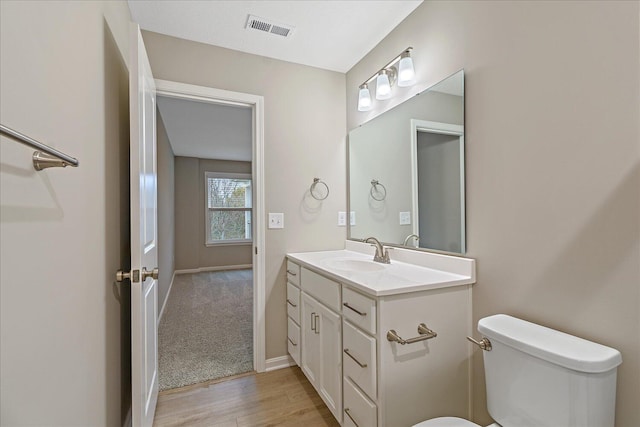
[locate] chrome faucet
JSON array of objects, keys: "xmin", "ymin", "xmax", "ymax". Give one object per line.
[
  {"xmin": 364, "ymin": 237, "xmax": 391, "ymax": 264},
  {"xmin": 403, "ymin": 234, "xmax": 420, "ymax": 247}
]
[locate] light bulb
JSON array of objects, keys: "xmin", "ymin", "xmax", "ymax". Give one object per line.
[
  {"xmin": 376, "ymin": 70, "xmax": 392, "ymax": 100},
  {"xmin": 357, "ymin": 84, "xmax": 372, "ymax": 111},
  {"xmin": 397, "ymin": 53, "xmax": 415, "ymax": 87}
]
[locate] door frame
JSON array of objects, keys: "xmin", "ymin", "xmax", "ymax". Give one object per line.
[
  {"xmin": 410, "ymin": 119, "xmax": 465, "ymax": 252},
  {"xmin": 155, "ymin": 79, "xmax": 266, "ymax": 372}
]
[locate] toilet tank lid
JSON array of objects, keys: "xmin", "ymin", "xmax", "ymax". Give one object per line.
[{"xmin": 478, "ymin": 314, "xmax": 622, "ymax": 373}]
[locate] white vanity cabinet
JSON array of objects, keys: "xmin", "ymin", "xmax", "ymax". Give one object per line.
[
  {"xmin": 287, "ymin": 249, "xmax": 475, "ymax": 427},
  {"xmin": 287, "ymin": 261, "xmax": 343, "ymax": 423}
]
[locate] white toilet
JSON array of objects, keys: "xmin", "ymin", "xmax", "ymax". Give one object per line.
[{"xmin": 414, "ymin": 314, "xmax": 622, "ymax": 427}]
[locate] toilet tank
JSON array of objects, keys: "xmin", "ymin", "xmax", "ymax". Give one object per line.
[{"xmin": 478, "ymin": 314, "xmax": 622, "ymax": 427}]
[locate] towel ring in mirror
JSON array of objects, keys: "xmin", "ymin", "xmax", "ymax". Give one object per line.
[{"xmin": 370, "ymin": 179, "xmax": 387, "ymax": 201}]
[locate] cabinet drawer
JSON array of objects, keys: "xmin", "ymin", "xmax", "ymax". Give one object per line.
[
  {"xmin": 286, "ymin": 282, "xmax": 300, "ymax": 324},
  {"xmin": 342, "ymin": 286, "xmax": 376, "ymax": 334},
  {"xmin": 343, "ymin": 321, "xmax": 377, "ymax": 400},
  {"xmin": 286, "ymin": 259, "xmax": 300, "ymax": 286},
  {"xmin": 301, "ymin": 267, "xmax": 340, "ymax": 311},
  {"xmin": 287, "ymin": 317, "xmax": 300, "ymax": 366},
  {"xmin": 343, "ymin": 377, "xmax": 377, "ymax": 427}
]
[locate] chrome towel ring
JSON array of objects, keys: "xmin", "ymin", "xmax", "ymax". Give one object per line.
[
  {"xmin": 370, "ymin": 179, "xmax": 387, "ymax": 201},
  {"xmin": 310, "ymin": 178, "xmax": 329, "ymax": 200}
]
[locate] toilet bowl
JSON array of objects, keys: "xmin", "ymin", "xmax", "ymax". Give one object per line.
[
  {"xmin": 412, "ymin": 314, "xmax": 622, "ymax": 427},
  {"xmin": 413, "ymin": 417, "xmax": 501, "ymax": 427}
]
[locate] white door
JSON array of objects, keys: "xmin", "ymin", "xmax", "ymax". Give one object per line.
[{"xmin": 129, "ymin": 23, "xmax": 158, "ymax": 427}]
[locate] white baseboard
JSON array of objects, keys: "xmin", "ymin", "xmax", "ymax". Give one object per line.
[
  {"xmin": 158, "ymin": 270, "xmax": 176, "ymax": 325},
  {"xmin": 265, "ymin": 355, "xmax": 296, "ymax": 372},
  {"xmin": 175, "ymin": 264, "xmax": 252, "ymax": 275}
]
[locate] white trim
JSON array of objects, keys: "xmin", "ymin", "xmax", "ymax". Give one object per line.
[
  {"xmin": 410, "ymin": 120, "xmax": 465, "ymax": 253},
  {"xmin": 157, "ymin": 270, "xmax": 176, "ymax": 326},
  {"xmin": 265, "ymin": 355, "xmax": 297, "ymax": 372},
  {"xmin": 155, "ymin": 79, "xmax": 266, "ymax": 373},
  {"xmin": 174, "ymin": 264, "xmax": 253, "ymax": 275},
  {"xmin": 123, "ymin": 406, "xmax": 132, "ymax": 427}
]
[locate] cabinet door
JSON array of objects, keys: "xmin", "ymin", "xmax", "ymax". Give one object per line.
[
  {"xmin": 301, "ymin": 293, "xmax": 320, "ymax": 386},
  {"xmin": 317, "ymin": 300, "xmax": 343, "ymax": 422}
]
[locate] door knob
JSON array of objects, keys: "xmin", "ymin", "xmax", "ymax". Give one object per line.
[
  {"xmin": 142, "ymin": 267, "xmax": 159, "ymax": 281},
  {"xmin": 116, "ymin": 269, "xmax": 139, "ymax": 283}
]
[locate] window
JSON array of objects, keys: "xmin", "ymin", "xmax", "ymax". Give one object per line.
[{"xmin": 205, "ymin": 172, "xmax": 252, "ymax": 245}]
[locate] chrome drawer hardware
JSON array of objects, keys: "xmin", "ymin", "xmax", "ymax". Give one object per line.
[
  {"xmin": 343, "ymin": 349, "xmax": 367, "ymax": 368},
  {"xmin": 287, "ymin": 337, "xmax": 297, "ymax": 346},
  {"xmin": 344, "ymin": 408, "xmax": 360, "ymax": 427},
  {"xmin": 286, "ymin": 299, "xmax": 297, "ymax": 307},
  {"xmin": 343, "ymin": 302, "xmax": 367, "ymax": 316},
  {"xmin": 387, "ymin": 323, "xmax": 437, "ymax": 345},
  {"xmin": 314, "ymin": 314, "xmax": 320, "ymax": 334},
  {"xmin": 286, "ymin": 269, "xmax": 297, "ymax": 276},
  {"xmin": 467, "ymin": 336, "xmax": 492, "ymax": 351},
  {"xmin": 311, "ymin": 312, "xmax": 317, "ymax": 332}
]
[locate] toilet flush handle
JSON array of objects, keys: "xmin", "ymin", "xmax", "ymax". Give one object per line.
[{"xmin": 467, "ymin": 336, "xmax": 492, "ymax": 351}]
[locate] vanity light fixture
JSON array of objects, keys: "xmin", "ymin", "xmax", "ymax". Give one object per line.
[
  {"xmin": 358, "ymin": 83, "xmax": 372, "ymax": 111},
  {"xmin": 357, "ymin": 47, "xmax": 415, "ymax": 110}
]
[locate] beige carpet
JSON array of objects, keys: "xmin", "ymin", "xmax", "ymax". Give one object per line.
[{"xmin": 158, "ymin": 269, "xmax": 253, "ymax": 391}]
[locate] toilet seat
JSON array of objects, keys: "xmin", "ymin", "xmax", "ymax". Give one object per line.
[{"xmin": 412, "ymin": 417, "xmax": 481, "ymax": 427}]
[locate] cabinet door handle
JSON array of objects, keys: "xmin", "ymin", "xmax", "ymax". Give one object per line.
[
  {"xmin": 343, "ymin": 349, "xmax": 367, "ymax": 368},
  {"xmin": 286, "ymin": 299, "xmax": 297, "ymax": 307},
  {"xmin": 343, "ymin": 302, "xmax": 367, "ymax": 316},
  {"xmin": 344, "ymin": 408, "xmax": 360, "ymax": 427},
  {"xmin": 288, "ymin": 337, "xmax": 297, "ymax": 346},
  {"xmin": 311, "ymin": 312, "xmax": 316, "ymax": 331},
  {"xmin": 286, "ymin": 269, "xmax": 297, "ymax": 276},
  {"xmin": 315, "ymin": 314, "xmax": 320, "ymax": 334}
]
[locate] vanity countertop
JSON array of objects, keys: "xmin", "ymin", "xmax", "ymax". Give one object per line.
[{"xmin": 287, "ymin": 248, "xmax": 475, "ymax": 297}]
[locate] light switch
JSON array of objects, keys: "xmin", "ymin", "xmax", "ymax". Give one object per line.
[
  {"xmin": 268, "ymin": 213, "xmax": 284, "ymax": 229},
  {"xmin": 399, "ymin": 211, "xmax": 411, "ymax": 225},
  {"xmin": 350, "ymin": 211, "xmax": 356, "ymax": 226},
  {"xmin": 338, "ymin": 211, "xmax": 347, "ymax": 226}
]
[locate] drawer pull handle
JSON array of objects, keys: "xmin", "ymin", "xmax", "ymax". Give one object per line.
[
  {"xmin": 286, "ymin": 299, "xmax": 297, "ymax": 307},
  {"xmin": 343, "ymin": 349, "xmax": 367, "ymax": 368},
  {"xmin": 288, "ymin": 337, "xmax": 297, "ymax": 346},
  {"xmin": 343, "ymin": 302, "xmax": 367, "ymax": 316},
  {"xmin": 344, "ymin": 408, "xmax": 360, "ymax": 427},
  {"xmin": 387, "ymin": 323, "xmax": 437, "ymax": 345},
  {"xmin": 311, "ymin": 312, "xmax": 316, "ymax": 332},
  {"xmin": 315, "ymin": 314, "xmax": 320, "ymax": 334},
  {"xmin": 286, "ymin": 269, "xmax": 297, "ymax": 276}
]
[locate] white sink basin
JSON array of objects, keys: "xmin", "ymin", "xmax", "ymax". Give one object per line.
[{"xmin": 325, "ymin": 258, "xmax": 386, "ymax": 272}]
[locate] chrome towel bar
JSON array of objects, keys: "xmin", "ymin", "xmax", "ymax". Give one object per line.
[
  {"xmin": 1, "ymin": 124, "xmax": 79, "ymax": 170},
  {"xmin": 387, "ymin": 323, "xmax": 437, "ymax": 345}
]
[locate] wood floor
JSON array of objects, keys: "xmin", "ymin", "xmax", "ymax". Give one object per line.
[{"xmin": 153, "ymin": 367, "xmax": 340, "ymax": 427}]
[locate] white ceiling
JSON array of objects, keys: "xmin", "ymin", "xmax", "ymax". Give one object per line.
[
  {"xmin": 157, "ymin": 96, "xmax": 252, "ymax": 162},
  {"xmin": 128, "ymin": 0, "xmax": 423, "ymax": 73}
]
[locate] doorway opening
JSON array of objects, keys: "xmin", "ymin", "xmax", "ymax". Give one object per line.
[{"xmin": 154, "ymin": 80, "xmax": 265, "ymax": 391}]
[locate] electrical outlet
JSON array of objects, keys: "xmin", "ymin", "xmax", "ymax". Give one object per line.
[
  {"xmin": 350, "ymin": 211, "xmax": 356, "ymax": 226},
  {"xmin": 338, "ymin": 211, "xmax": 347, "ymax": 226},
  {"xmin": 268, "ymin": 213, "xmax": 284, "ymax": 229},
  {"xmin": 399, "ymin": 211, "xmax": 411, "ymax": 225}
]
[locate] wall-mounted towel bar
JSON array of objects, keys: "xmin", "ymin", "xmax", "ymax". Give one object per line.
[{"xmin": 0, "ymin": 124, "xmax": 79, "ymax": 170}]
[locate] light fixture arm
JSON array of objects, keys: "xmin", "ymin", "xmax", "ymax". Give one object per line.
[{"xmin": 360, "ymin": 47, "xmax": 413, "ymax": 87}]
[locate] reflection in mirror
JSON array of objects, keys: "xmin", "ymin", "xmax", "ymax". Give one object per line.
[{"xmin": 348, "ymin": 70, "xmax": 465, "ymax": 254}]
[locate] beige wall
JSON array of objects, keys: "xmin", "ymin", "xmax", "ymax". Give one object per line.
[
  {"xmin": 347, "ymin": 1, "xmax": 639, "ymax": 425},
  {"xmin": 174, "ymin": 156, "xmax": 252, "ymax": 271},
  {"xmin": 0, "ymin": 1, "xmax": 132, "ymax": 425},
  {"xmin": 142, "ymin": 31, "xmax": 348, "ymax": 360},
  {"xmin": 157, "ymin": 111, "xmax": 175, "ymax": 311}
]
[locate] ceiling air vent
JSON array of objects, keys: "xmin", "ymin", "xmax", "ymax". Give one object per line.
[{"xmin": 246, "ymin": 14, "xmax": 294, "ymax": 38}]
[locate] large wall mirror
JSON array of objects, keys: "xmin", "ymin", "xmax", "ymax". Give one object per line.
[{"xmin": 348, "ymin": 69, "xmax": 465, "ymax": 254}]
